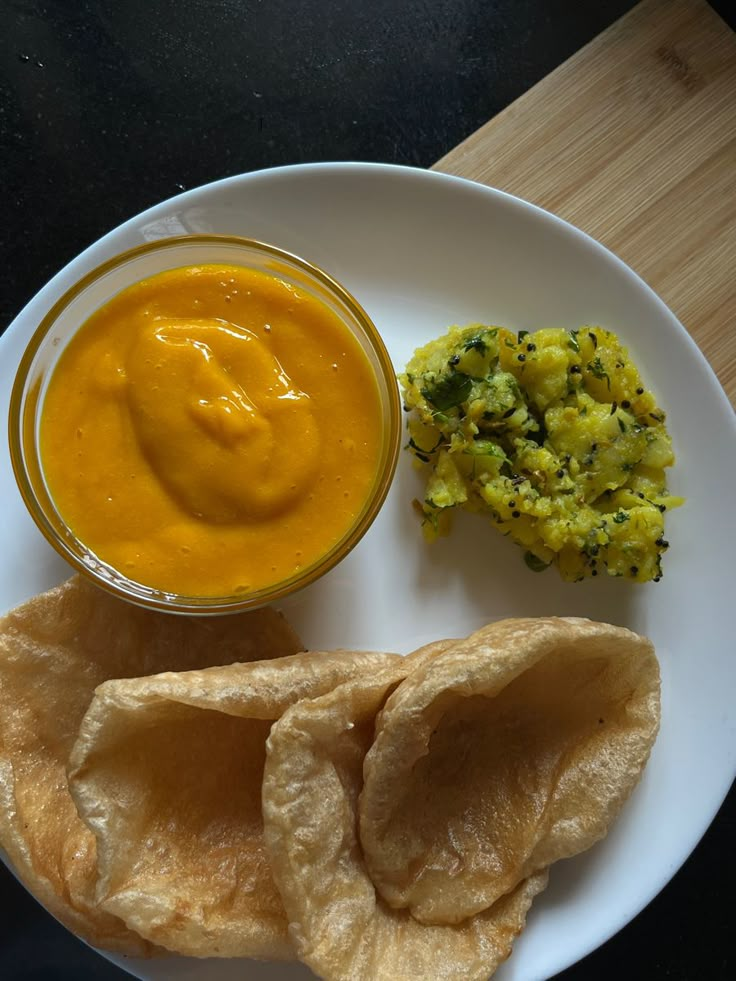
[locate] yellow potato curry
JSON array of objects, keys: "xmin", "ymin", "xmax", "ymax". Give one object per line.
[{"xmin": 401, "ymin": 324, "xmax": 682, "ymax": 582}]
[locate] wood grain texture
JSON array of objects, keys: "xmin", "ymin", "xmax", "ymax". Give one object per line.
[{"xmin": 434, "ymin": 0, "xmax": 736, "ymax": 406}]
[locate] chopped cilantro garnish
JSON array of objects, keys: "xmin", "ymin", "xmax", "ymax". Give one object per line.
[
  {"xmin": 463, "ymin": 440, "xmax": 508, "ymax": 461},
  {"xmin": 421, "ymin": 372, "xmax": 472, "ymax": 411},
  {"xmin": 588, "ymin": 356, "xmax": 611, "ymax": 390},
  {"xmin": 463, "ymin": 331, "xmax": 491, "ymax": 355}
]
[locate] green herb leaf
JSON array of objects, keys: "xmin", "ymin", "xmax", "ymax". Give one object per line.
[
  {"xmin": 463, "ymin": 331, "xmax": 491, "ymax": 355},
  {"xmin": 463, "ymin": 440, "xmax": 508, "ymax": 461},
  {"xmin": 407, "ymin": 436, "xmax": 443, "ymax": 462},
  {"xmin": 568, "ymin": 331, "xmax": 580, "ymax": 353},
  {"xmin": 422, "ymin": 509, "xmax": 440, "ymax": 533},
  {"xmin": 524, "ymin": 551, "xmax": 550, "ymax": 572},
  {"xmin": 612, "ymin": 510, "xmax": 629, "ymax": 524},
  {"xmin": 420, "ymin": 372, "xmax": 473, "ymax": 411},
  {"xmin": 587, "ymin": 356, "xmax": 611, "ymax": 390}
]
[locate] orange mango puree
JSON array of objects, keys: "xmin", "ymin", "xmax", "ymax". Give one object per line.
[{"xmin": 40, "ymin": 264, "xmax": 384, "ymax": 596}]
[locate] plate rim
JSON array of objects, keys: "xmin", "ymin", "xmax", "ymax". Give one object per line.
[{"xmin": 3, "ymin": 161, "xmax": 734, "ymax": 430}]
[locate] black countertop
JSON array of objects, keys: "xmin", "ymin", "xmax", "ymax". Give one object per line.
[{"xmin": 1, "ymin": 2, "xmax": 734, "ymax": 979}]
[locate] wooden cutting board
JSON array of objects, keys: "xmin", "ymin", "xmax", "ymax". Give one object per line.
[{"xmin": 434, "ymin": 0, "xmax": 736, "ymax": 406}]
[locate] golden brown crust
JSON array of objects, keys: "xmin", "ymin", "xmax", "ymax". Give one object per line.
[
  {"xmin": 359, "ymin": 617, "xmax": 660, "ymax": 925},
  {"xmin": 68, "ymin": 649, "xmax": 401, "ymax": 959},
  {"xmin": 0, "ymin": 576, "xmax": 304, "ymax": 954},
  {"xmin": 263, "ymin": 659, "xmax": 548, "ymax": 981},
  {"xmin": 0, "ymin": 585, "xmax": 660, "ymax": 974}
]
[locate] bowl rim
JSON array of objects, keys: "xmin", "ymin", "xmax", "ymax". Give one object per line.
[{"xmin": 8, "ymin": 233, "xmax": 402, "ymax": 614}]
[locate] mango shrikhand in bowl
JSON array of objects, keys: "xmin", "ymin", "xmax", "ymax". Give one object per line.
[{"xmin": 9, "ymin": 236, "xmax": 400, "ymax": 613}]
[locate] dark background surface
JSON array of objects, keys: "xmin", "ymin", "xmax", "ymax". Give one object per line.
[{"xmin": 1, "ymin": 1, "xmax": 734, "ymax": 978}]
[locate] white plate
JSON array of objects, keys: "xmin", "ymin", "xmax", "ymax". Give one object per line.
[{"xmin": 1, "ymin": 163, "xmax": 734, "ymax": 981}]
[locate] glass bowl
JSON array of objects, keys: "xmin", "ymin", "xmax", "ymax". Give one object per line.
[{"xmin": 9, "ymin": 235, "xmax": 401, "ymax": 614}]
